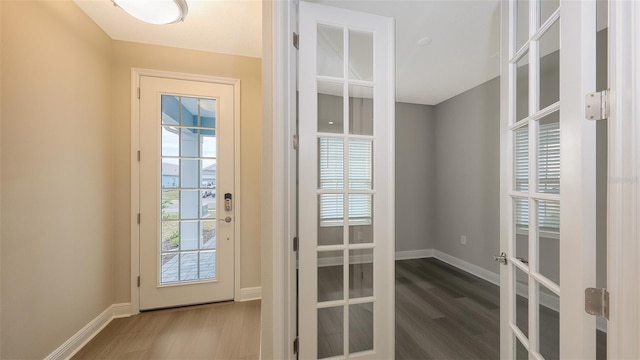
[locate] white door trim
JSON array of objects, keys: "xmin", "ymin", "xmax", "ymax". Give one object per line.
[
  {"xmin": 130, "ymin": 68, "xmax": 241, "ymax": 314},
  {"xmin": 607, "ymin": 0, "xmax": 640, "ymax": 357}
]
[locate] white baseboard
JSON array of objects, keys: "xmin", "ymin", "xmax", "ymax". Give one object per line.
[
  {"xmin": 395, "ymin": 249, "xmax": 434, "ymax": 260},
  {"xmin": 45, "ymin": 303, "xmax": 132, "ymax": 360},
  {"xmin": 239, "ymin": 287, "xmax": 262, "ymax": 302},
  {"xmin": 431, "ymin": 249, "xmax": 500, "ymax": 286}
]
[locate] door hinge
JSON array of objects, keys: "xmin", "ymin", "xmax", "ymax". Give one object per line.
[
  {"xmin": 293, "ymin": 134, "xmax": 299, "ymax": 150},
  {"xmin": 293, "ymin": 32, "xmax": 299, "ymax": 50},
  {"xmin": 137, "ymin": 87, "xmax": 141, "ymax": 99},
  {"xmin": 293, "ymin": 236, "xmax": 299, "ymax": 252},
  {"xmin": 585, "ymin": 89, "xmax": 609, "ymax": 121},
  {"xmin": 137, "ymin": 276, "xmax": 141, "ymax": 287},
  {"xmin": 293, "ymin": 337, "xmax": 299, "ymax": 355},
  {"xmin": 137, "ymin": 150, "xmax": 141, "ymax": 162},
  {"xmin": 137, "ymin": 213, "xmax": 141, "ymax": 224},
  {"xmin": 585, "ymin": 288, "xmax": 610, "ymax": 320},
  {"xmin": 493, "ymin": 252, "xmax": 507, "ymax": 265}
]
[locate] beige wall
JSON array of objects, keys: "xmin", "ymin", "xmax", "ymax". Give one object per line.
[
  {"xmin": 112, "ymin": 41, "xmax": 262, "ymax": 302},
  {"xmin": 1, "ymin": 2, "xmax": 114, "ymax": 358}
]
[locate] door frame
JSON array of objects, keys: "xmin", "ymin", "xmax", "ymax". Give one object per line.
[
  {"xmin": 130, "ymin": 68, "xmax": 241, "ymax": 315},
  {"xmin": 265, "ymin": 0, "xmax": 640, "ymax": 359}
]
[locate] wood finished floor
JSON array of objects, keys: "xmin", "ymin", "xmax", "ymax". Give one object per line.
[{"xmin": 72, "ymin": 300, "xmax": 260, "ymax": 360}]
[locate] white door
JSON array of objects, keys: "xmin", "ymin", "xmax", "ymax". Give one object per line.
[
  {"xmin": 298, "ymin": 2, "xmax": 395, "ymax": 359},
  {"xmin": 500, "ymin": 0, "xmax": 598, "ymax": 358},
  {"xmin": 139, "ymin": 76, "xmax": 235, "ymax": 310}
]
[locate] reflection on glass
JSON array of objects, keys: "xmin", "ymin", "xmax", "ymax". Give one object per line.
[
  {"xmin": 516, "ymin": 52, "xmax": 530, "ymax": 121},
  {"xmin": 349, "ymin": 224, "xmax": 373, "ymax": 244},
  {"xmin": 515, "ymin": 266, "xmax": 529, "ymax": 338},
  {"xmin": 318, "ymin": 250, "xmax": 344, "ymax": 302},
  {"xmin": 539, "ymin": 21, "xmax": 560, "ymax": 110},
  {"xmin": 349, "ymin": 30, "xmax": 373, "ymax": 81},
  {"xmin": 349, "ymin": 85, "xmax": 373, "ymax": 135},
  {"xmin": 181, "ymin": 128, "xmax": 198, "ymax": 157},
  {"xmin": 161, "ymin": 95, "xmax": 180, "ymax": 125},
  {"xmin": 180, "ymin": 190, "xmax": 199, "ymax": 219},
  {"xmin": 349, "ymin": 139, "xmax": 372, "ymax": 190},
  {"xmin": 348, "ymin": 194, "xmax": 372, "ymax": 226},
  {"xmin": 181, "ymin": 97, "xmax": 198, "ymax": 126},
  {"xmin": 180, "ymin": 252, "xmax": 198, "ymax": 281},
  {"xmin": 180, "ymin": 159, "xmax": 199, "ymax": 188},
  {"xmin": 200, "ymin": 130, "xmax": 216, "ymax": 158},
  {"xmin": 514, "ymin": 198, "xmax": 529, "ymax": 262},
  {"xmin": 201, "ymin": 220, "xmax": 216, "ymax": 249},
  {"xmin": 161, "ymin": 253, "xmax": 178, "ymax": 283},
  {"xmin": 318, "ymin": 138, "xmax": 344, "ymax": 190},
  {"xmin": 540, "ymin": 0, "xmax": 559, "ymax": 26},
  {"xmin": 199, "ymin": 251, "xmax": 216, "ymax": 279},
  {"xmin": 318, "ymin": 81, "xmax": 344, "ymax": 133},
  {"xmin": 162, "ymin": 160, "xmax": 179, "ymax": 188},
  {"xmin": 349, "ymin": 249, "xmax": 373, "ymax": 298},
  {"xmin": 162, "ymin": 221, "xmax": 179, "ymax": 252},
  {"xmin": 317, "ymin": 25, "xmax": 344, "ymax": 78},
  {"xmin": 180, "ymin": 221, "xmax": 198, "ymax": 251},
  {"xmin": 318, "ymin": 194, "xmax": 344, "ymax": 246},
  {"xmin": 538, "ymin": 112, "xmax": 560, "ymax": 194},
  {"xmin": 538, "ymin": 200, "xmax": 560, "ymax": 285},
  {"xmin": 162, "ymin": 127, "xmax": 179, "ymax": 157},
  {"xmin": 162, "ymin": 190, "xmax": 179, "ymax": 220},
  {"xmin": 514, "ymin": 125, "xmax": 529, "ymax": 192},
  {"xmin": 318, "ymin": 306, "xmax": 344, "ymax": 359},
  {"xmin": 200, "ymin": 190, "xmax": 215, "ymax": 219},
  {"xmin": 538, "ymin": 284, "xmax": 560, "ymax": 359},
  {"xmin": 517, "ymin": 0, "xmax": 530, "ymax": 50},
  {"xmin": 349, "ymin": 303, "xmax": 373, "ymax": 354},
  {"xmin": 516, "ymin": 337, "xmax": 529, "ymax": 360},
  {"xmin": 200, "ymin": 98, "xmax": 216, "ymax": 128}
]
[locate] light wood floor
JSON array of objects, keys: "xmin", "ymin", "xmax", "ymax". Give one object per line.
[{"xmin": 72, "ymin": 300, "xmax": 260, "ymax": 360}]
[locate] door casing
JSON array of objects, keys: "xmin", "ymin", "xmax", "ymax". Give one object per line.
[{"xmin": 130, "ymin": 68, "xmax": 241, "ymax": 315}]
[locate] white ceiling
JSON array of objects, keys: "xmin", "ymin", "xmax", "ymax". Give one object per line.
[
  {"xmin": 74, "ymin": 0, "xmax": 262, "ymax": 59},
  {"xmin": 75, "ymin": 0, "xmax": 503, "ymax": 105}
]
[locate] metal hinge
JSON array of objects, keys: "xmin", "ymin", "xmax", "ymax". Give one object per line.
[
  {"xmin": 585, "ymin": 288, "xmax": 610, "ymax": 320},
  {"xmin": 137, "ymin": 87, "xmax": 141, "ymax": 99},
  {"xmin": 585, "ymin": 89, "xmax": 609, "ymax": 121},
  {"xmin": 137, "ymin": 276, "xmax": 141, "ymax": 287},
  {"xmin": 493, "ymin": 252, "xmax": 507, "ymax": 265},
  {"xmin": 293, "ymin": 134, "xmax": 299, "ymax": 150},
  {"xmin": 293, "ymin": 32, "xmax": 299, "ymax": 49},
  {"xmin": 293, "ymin": 337, "xmax": 299, "ymax": 355},
  {"xmin": 137, "ymin": 150, "xmax": 141, "ymax": 162},
  {"xmin": 293, "ymin": 237, "xmax": 299, "ymax": 252},
  {"xmin": 137, "ymin": 213, "xmax": 141, "ymax": 224}
]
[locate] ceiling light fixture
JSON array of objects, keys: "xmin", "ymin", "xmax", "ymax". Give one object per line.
[{"xmin": 112, "ymin": 0, "xmax": 189, "ymax": 25}]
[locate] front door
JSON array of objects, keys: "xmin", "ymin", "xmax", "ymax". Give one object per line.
[
  {"xmin": 500, "ymin": 0, "xmax": 599, "ymax": 358},
  {"xmin": 298, "ymin": 2, "xmax": 395, "ymax": 358},
  {"xmin": 139, "ymin": 76, "xmax": 235, "ymax": 310}
]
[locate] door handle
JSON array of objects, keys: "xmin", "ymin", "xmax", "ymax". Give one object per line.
[
  {"xmin": 219, "ymin": 216, "xmax": 232, "ymax": 223},
  {"xmin": 493, "ymin": 252, "xmax": 507, "ymax": 265}
]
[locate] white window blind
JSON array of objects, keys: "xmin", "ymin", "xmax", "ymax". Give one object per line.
[
  {"xmin": 514, "ymin": 121, "xmax": 560, "ymax": 229},
  {"xmin": 319, "ymin": 138, "xmax": 372, "ymax": 226}
]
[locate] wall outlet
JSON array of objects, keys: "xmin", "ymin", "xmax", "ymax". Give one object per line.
[{"xmin": 461, "ymin": 235, "xmax": 467, "ymax": 245}]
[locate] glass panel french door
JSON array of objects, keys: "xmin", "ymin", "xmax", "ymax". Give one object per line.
[
  {"xmin": 139, "ymin": 76, "xmax": 234, "ymax": 310},
  {"xmin": 501, "ymin": 0, "xmax": 598, "ymax": 358},
  {"xmin": 298, "ymin": 2, "xmax": 395, "ymax": 359}
]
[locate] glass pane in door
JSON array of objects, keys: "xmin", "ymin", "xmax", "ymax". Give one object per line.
[{"xmin": 160, "ymin": 95, "xmax": 218, "ymax": 284}]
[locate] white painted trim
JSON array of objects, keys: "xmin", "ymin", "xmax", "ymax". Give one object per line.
[
  {"xmin": 130, "ymin": 68, "xmax": 242, "ymax": 313},
  {"xmin": 239, "ymin": 287, "xmax": 262, "ymax": 302},
  {"xmin": 394, "ymin": 249, "xmax": 434, "ymax": 260},
  {"xmin": 607, "ymin": 0, "xmax": 640, "ymax": 357},
  {"xmin": 45, "ymin": 303, "xmax": 132, "ymax": 360},
  {"xmin": 431, "ymin": 249, "xmax": 501, "ymax": 286}
]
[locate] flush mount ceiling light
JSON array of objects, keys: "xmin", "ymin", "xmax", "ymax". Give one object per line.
[{"xmin": 112, "ymin": 0, "xmax": 188, "ymax": 25}]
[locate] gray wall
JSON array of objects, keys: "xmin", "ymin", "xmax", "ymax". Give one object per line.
[
  {"xmin": 433, "ymin": 78, "xmax": 502, "ymax": 273},
  {"xmin": 395, "ymin": 103, "xmax": 436, "ymax": 252}
]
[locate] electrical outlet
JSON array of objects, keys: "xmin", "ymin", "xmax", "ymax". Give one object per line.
[{"xmin": 461, "ymin": 235, "xmax": 467, "ymax": 245}]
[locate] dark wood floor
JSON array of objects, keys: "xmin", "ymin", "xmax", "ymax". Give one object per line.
[
  {"xmin": 72, "ymin": 300, "xmax": 260, "ymax": 360},
  {"xmin": 394, "ymin": 258, "xmax": 606, "ymax": 360}
]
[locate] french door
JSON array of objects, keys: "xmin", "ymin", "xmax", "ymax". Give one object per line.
[
  {"xmin": 139, "ymin": 76, "xmax": 235, "ymax": 310},
  {"xmin": 298, "ymin": 2, "xmax": 395, "ymax": 358},
  {"xmin": 500, "ymin": 0, "xmax": 598, "ymax": 358}
]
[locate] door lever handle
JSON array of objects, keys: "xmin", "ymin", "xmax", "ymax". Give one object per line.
[{"xmin": 218, "ymin": 216, "xmax": 232, "ymax": 223}]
